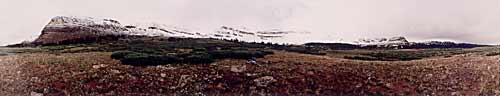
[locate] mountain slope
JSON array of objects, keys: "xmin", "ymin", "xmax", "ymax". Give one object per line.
[
  {"xmin": 306, "ymin": 37, "xmax": 487, "ymax": 49},
  {"xmin": 33, "ymin": 16, "xmax": 307, "ymax": 45},
  {"xmin": 211, "ymin": 26, "xmax": 308, "ymax": 43}
]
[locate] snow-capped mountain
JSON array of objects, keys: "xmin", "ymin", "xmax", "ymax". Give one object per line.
[
  {"xmin": 33, "ymin": 16, "xmax": 307, "ymax": 45},
  {"xmin": 349, "ymin": 37, "xmax": 484, "ymax": 49},
  {"xmin": 34, "ymin": 16, "xmax": 127, "ymax": 45},
  {"xmin": 211, "ymin": 26, "xmax": 307, "ymax": 42},
  {"xmin": 354, "ymin": 37, "xmax": 410, "ymax": 45},
  {"xmin": 32, "ymin": 16, "xmax": 483, "ymax": 48},
  {"xmin": 352, "ymin": 37, "xmax": 410, "ymax": 49}
]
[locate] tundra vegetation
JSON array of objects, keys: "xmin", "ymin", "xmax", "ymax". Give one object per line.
[{"xmin": 7, "ymin": 36, "xmax": 500, "ymax": 95}]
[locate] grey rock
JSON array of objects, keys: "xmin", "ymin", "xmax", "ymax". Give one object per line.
[{"xmin": 253, "ymin": 76, "xmax": 277, "ymax": 87}]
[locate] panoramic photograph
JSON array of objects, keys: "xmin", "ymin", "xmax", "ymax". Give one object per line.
[{"xmin": 1, "ymin": 0, "xmax": 499, "ymax": 95}]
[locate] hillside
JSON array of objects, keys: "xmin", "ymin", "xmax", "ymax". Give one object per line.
[
  {"xmin": 30, "ymin": 16, "xmax": 487, "ymax": 50},
  {"xmin": 1, "ymin": 16, "xmax": 498, "ymax": 95},
  {"xmin": 6, "ymin": 37, "xmax": 500, "ymax": 95},
  {"xmin": 32, "ymin": 16, "xmax": 307, "ymax": 46},
  {"xmin": 306, "ymin": 37, "xmax": 487, "ymax": 50}
]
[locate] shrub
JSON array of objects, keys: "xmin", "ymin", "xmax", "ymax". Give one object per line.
[
  {"xmin": 192, "ymin": 48, "xmax": 207, "ymax": 52},
  {"xmin": 114, "ymin": 51, "xmax": 216, "ymax": 65},
  {"xmin": 486, "ymin": 52, "xmax": 500, "ymax": 56},
  {"xmin": 111, "ymin": 51, "xmax": 135, "ymax": 60},
  {"xmin": 120, "ymin": 53, "xmax": 181, "ymax": 66},
  {"xmin": 129, "ymin": 46, "xmax": 167, "ymax": 55},
  {"xmin": 184, "ymin": 52, "xmax": 215, "ymax": 64},
  {"xmin": 209, "ymin": 50, "xmax": 265, "ymax": 59},
  {"xmin": 119, "ymin": 52, "xmax": 151, "ymax": 65},
  {"xmin": 284, "ymin": 47, "xmax": 326, "ymax": 55},
  {"xmin": 259, "ymin": 49, "xmax": 275, "ymax": 55},
  {"xmin": 344, "ymin": 56, "xmax": 378, "ymax": 61},
  {"xmin": 112, "ymin": 48, "xmax": 274, "ymax": 66}
]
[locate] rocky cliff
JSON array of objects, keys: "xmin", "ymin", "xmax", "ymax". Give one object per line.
[
  {"xmin": 33, "ymin": 16, "xmax": 128, "ymax": 45},
  {"xmin": 32, "ymin": 16, "xmax": 305, "ymax": 45}
]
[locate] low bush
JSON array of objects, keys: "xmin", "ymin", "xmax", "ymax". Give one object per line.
[
  {"xmin": 192, "ymin": 48, "xmax": 208, "ymax": 52},
  {"xmin": 120, "ymin": 53, "xmax": 181, "ymax": 66},
  {"xmin": 344, "ymin": 56, "xmax": 378, "ymax": 61},
  {"xmin": 183, "ymin": 52, "xmax": 214, "ymax": 64},
  {"xmin": 209, "ymin": 50, "xmax": 266, "ymax": 59},
  {"xmin": 486, "ymin": 52, "xmax": 500, "ymax": 56},
  {"xmin": 259, "ymin": 49, "xmax": 275, "ymax": 55},
  {"xmin": 112, "ymin": 49, "xmax": 274, "ymax": 66},
  {"xmin": 111, "ymin": 51, "xmax": 135, "ymax": 60}
]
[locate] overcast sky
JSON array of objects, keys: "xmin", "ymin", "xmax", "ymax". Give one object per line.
[{"xmin": 1, "ymin": 0, "xmax": 500, "ymax": 45}]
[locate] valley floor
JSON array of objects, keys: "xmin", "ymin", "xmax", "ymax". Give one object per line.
[{"xmin": 9, "ymin": 48, "xmax": 500, "ymax": 95}]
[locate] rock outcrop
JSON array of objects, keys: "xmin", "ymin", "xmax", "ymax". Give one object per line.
[
  {"xmin": 33, "ymin": 16, "xmax": 128, "ymax": 45},
  {"xmin": 32, "ymin": 16, "xmax": 307, "ymax": 45}
]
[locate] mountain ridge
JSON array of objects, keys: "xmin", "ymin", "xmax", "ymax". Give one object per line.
[
  {"xmin": 32, "ymin": 16, "xmax": 305, "ymax": 45},
  {"xmin": 306, "ymin": 36, "xmax": 487, "ymax": 50},
  {"xmin": 29, "ymin": 16, "xmax": 488, "ymax": 49}
]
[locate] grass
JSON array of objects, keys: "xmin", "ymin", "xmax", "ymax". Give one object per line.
[
  {"xmin": 20, "ymin": 37, "xmax": 330, "ymax": 66},
  {"xmin": 120, "ymin": 53, "xmax": 182, "ymax": 66},
  {"xmin": 19, "ymin": 50, "xmax": 500, "ymax": 95},
  {"xmin": 16, "ymin": 36, "xmax": 492, "ymax": 63},
  {"xmin": 336, "ymin": 48, "xmax": 478, "ymax": 61},
  {"xmin": 486, "ymin": 52, "xmax": 500, "ymax": 56},
  {"xmin": 343, "ymin": 55, "xmax": 380, "ymax": 61},
  {"xmin": 25, "ymin": 36, "xmax": 325, "ymax": 56},
  {"xmin": 11, "ymin": 36, "xmax": 500, "ymax": 95}
]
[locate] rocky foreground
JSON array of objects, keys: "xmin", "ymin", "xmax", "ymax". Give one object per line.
[
  {"xmin": 6, "ymin": 48, "xmax": 499, "ymax": 95},
  {"xmin": 2, "ymin": 16, "xmax": 498, "ymax": 95},
  {"xmin": 0, "ymin": 48, "xmax": 30, "ymax": 96}
]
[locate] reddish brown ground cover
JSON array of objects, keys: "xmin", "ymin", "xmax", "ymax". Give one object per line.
[{"xmin": 18, "ymin": 51, "xmax": 500, "ymax": 95}]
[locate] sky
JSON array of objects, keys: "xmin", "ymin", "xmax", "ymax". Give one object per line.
[{"xmin": 1, "ymin": 0, "xmax": 500, "ymax": 45}]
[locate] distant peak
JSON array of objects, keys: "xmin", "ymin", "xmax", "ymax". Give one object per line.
[
  {"xmin": 355, "ymin": 36, "xmax": 409, "ymax": 45},
  {"xmin": 34, "ymin": 16, "xmax": 310, "ymax": 45}
]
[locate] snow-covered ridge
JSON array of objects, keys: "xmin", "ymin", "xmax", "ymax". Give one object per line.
[
  {"xmin": 212, "ymin": 26, "xmax": 303, "ymax": 40},
  {"xmin": 48, "ymin": 16, "xmax": 121, "ymax": 25},
  {"xmin": 347, "ymin": 36, "xmax": 485, "ymax": 49},
  {"xmin": 354, "ymin": 36, "xmax": 409, "ymax": 45},
  {"xmin": 46, "ymin": 16, "xmax": 205, "ymax": 37},
  {"xmin": 34, "ymin": 16, "xmax": 308, "ymax": 45},
  {"xmin": 350, "ymin": 37, "xmax": 410, "ymax": 49}
]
